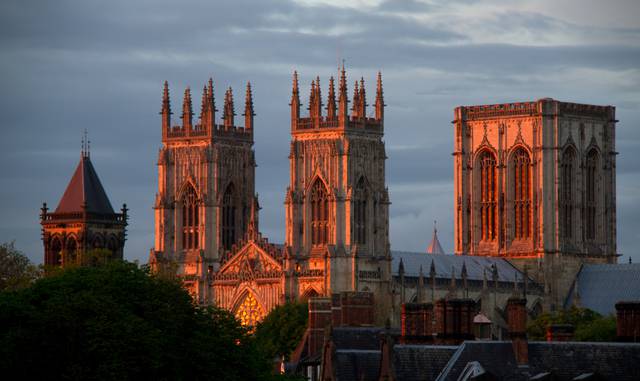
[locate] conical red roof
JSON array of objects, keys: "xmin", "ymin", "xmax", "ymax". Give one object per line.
[{"xmin": 54, "ymin": 155, "xmax": 115, "ymax": 214}]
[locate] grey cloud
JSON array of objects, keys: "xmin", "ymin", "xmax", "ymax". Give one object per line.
[{"xmin": 0, "ymin": 0, "xmax": 639, "ymax": 263}]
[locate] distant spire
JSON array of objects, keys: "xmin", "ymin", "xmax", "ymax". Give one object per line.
[
  {"xmin": 429, "ymin": 258, "xmax": 436, "ymax": 302},
  {"xmin": 247, "ymin": 195, "xmax": 258, "ymax": 240},
  {"xmin": 161, "ymin": 81, "xmax": 172, "ymax": 133},
  {"xmin": 291, "ymin": 71, "xmax": 300, "ymax": 124},
  {"xmin": 352, "ymin": 80, "xmax": 360, "ymax": 117},
  {"xmin": 358, "ymin": 77, "xmax": 366, "ymax": 117},
  {"xmin": 426, "ymin": 220, "xmax": 445, "ymax": 254},
  {"xmin": 375, "ymin": 71, "xmax": 384, "ymax": 121},
  {"xmin": 223, "ymin": 87, "xmax": 235, "ymax": 129},
  {"xmin": 202, "ymin": 78, "xmax": 216, "ymax": 130},
  {"xmin": 327, "ymin": 76, "xmax": 336, "ymax": 118},
  {"xmin": 483, "ymin": 269, "xmax": 488, "ymax": 291},
  {"xmin": 182, "ymin": 87, "xmax": 193, "ymax": 131},
  {"xmin": 461, "ymin": 261, "xmax": 468, "ymax": 296},
  {"xmin": 243, "ymin": 82, "xmax": 254, "ymax": 130},
  {"xmin": 338, "ymin": 64, "xmax": 348, "ymax": 124},
  {"xmin": 450, "ymin": 266, "xmax": 456, "ymax": 290}
]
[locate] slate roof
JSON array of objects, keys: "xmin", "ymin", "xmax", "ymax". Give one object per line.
[
  {"xmin": 393, "ymin": 345, "xmax": 457, "ymax": 381},
  {"xmin": 335, "ymin": 350, "xmax": 381, "ymax": 381},
  {"xmin": 54, "ymin": 155, "xmax": 115, "ymax": 214},
  {"xmin": 332, "ymin": 327, "xmax": 396, "ymax": 350},
  {"xmin": 437, "ymin": 341, "xmax": 640, "ymax": 381},
  {"xmin": 391, "ymin": 251, "xmax": 530, "ymax": 283},
  {"xmin": 565, "ymin": 263, "xmax": 640, "ymax": 315}
]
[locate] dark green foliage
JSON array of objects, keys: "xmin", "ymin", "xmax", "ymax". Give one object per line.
[
  {"xmin": 0, "ymin": 261, "xmax": 272, "ymax": 381},
  {"xmin": 254, "ymin": 301, "xmax": 308, "ymax": 362},
  {"xmin": 0, "ymin": 241, "xmax": 40, "ymax": 291},
  {"xmin": 527, "ymin": 306, "xmax": 616, "ymax": 342}
]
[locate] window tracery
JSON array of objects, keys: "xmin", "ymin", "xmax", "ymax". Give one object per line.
[
  {"xmin": 353, "ymin": 177, "xmax": 367, "ymax": 245},
  {"xmin": 512, "ymin": 148, "xmax": 531, "ymax": 240},
  {"xmin": 222, "ymin": 184, "xmax": 236, "ymax": 251},
  {"xmin": 478, "ymin": 150, "xmax": 497, "ymax": 241},
  {"xmin": 560, "ymin": 147, "xmax": 576, "ymax": 240},
  {"xmin": 235, "ymin": 292, "xmax": 263, "ymax": 327},
  {"xmin": 182, "ymin": 184, "xmax": 199, "ymax": 250},
  {"xmin": 311, "ymin": 179, "xmax": 329, "ymax": 246},
  {"xmin": 586, "ymin": 149, "xmax": 599, "ymax": 240}
]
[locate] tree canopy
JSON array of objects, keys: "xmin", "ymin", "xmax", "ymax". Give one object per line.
[
  {"xmin": 254, "ymin": 301, "xmax": 308, "ymax": 362},
  {"xmin": 0, "ymin": 241, "xmax": 40, "ymax": 291},
  {"xmin": 527, "ymin": 306, "xmax": 616, "ymax": 342},
  {"xmin": 0, "ymin": 261, "xmax": 273, "ymax": 380}
]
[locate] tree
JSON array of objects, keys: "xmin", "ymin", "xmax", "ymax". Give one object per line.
[
  {"xmin": 0, "ymin": 241, "xmax": 40, "ymax": 291},
  {"xmin": 0, "ymin": 261, "xmax": 273, "ymax": 380},
  {"xmin": 527, "ymin": 306, "xmax": 616, "ymax": 342},
  {"xmin": 254, "ymin": 301, "xmax": 308, "ymax": 362}
]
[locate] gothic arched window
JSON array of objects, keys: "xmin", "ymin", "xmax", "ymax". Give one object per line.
[
  {"xmin": 235, "ymin": 292, "xmax": 264, "ymax": 327},
  {"xmin": 182, "ymin": 185, "xmax": 199, "ymax": 250},
  {"xmin": 222, "ymin": 184, "xmax": 236, "ymax": 251},
  {"xmin": 49, "ymin": 236, "xmax": 62, "ymax": 266},
  {"xmin": 310, "ymin": 179, "xmax": 329, "ymax": 246},
  {"xmin": 478, "ymin": 150, "xmax": 497, "ymax": 241},
  {"xmin": 560, "ymin": 147, "xmax": 576, "ymax": 240},
  {"xmin": 66, "ymin": 237, "xmax": 77, "ymax": 264},
  {"xmin": 353, "ymin": 177, "xmax": 367, "ymax": 245},
  {"xmin": 512, "ymin": 148, "xmax": 531, "ymax": 240},
  {"xmin": 586, "ymin": 149, "xmax": 599, "ymax": 240}
]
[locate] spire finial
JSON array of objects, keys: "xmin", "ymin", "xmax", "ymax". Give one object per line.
[
  {"xmin": 223, "ymin": 87, "xmax": 235, "ymax": 129},
  {"xmin": 244, "ymin": 82, "xmax": 254, "ymax": 130},
  {"xmin": 291, "ymin": 71, "xmax": 301, "ymax": 127},
  {"xmin": 327, "ymin": 76, "xmax": 336, "ymax": 118},
  {"xmin": 375, "ymin": 71, "xmax": 384, "ymax": 122},
  {"xmin": 182, "ymin": 87, "xmax": 193, "ymax": 130}
]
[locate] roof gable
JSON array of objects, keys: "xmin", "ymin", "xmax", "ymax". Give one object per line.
[{"xmin": 217, "ymin": 241, "xmax": 282, "ymax": 278}]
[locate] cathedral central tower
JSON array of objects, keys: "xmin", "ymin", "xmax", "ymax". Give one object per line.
[
  {"xmin": 151, "ymin": 79, "xmax": 256, "ymax": 302},
  {"xmin": 284, "ymin": 68, "xmax": 391, "ymax": 317}
]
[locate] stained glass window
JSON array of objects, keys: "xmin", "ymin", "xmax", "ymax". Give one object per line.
[{"xmin": 235, "ymin": 293, "xmax": 264, "ymax": 327}]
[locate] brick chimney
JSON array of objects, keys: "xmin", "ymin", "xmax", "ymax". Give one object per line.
[
  {"xmin": 339, "ymin": 291, "xmax": 374, "ymax": 326},
  {"xmin": 308, "ymin": 297, "xmax": 332, "ymax": 357},
  {"xmin": 615, "ymin": 301, "xmax": 640, "ymax": 342},
  {"xmin": 401, "ymin": 303, "xmax": 434, "ymax": 344},
  {"xmin": 506, "ymin": 297, "xmax": 528, "ymax": 365},
  {"xmin": 434, "ymin": 298, "xmax": 475, "ymax": 345},
  {"xmin": 545, "ymin": 324, "xmax": 574, "ymax": 342}
]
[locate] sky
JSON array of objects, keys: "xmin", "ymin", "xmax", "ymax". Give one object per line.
[{"xmin": 1, "ymin": 0, "xmax": 639, "ymax": 264}]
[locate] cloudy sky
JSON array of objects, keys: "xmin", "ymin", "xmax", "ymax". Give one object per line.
[{"xmin": 1, "ymin": 0, "xmax": 639, "ymax": 264}]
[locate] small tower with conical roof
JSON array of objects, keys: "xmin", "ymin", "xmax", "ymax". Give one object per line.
[{"xmin": 41, "ymin": 139, "xmax": 127, "ymax": 268}]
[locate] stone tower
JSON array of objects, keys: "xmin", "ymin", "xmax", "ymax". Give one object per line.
[
  {"xmin": 41, "ymin": 145, "xmax": 127, "ymax": 267},
  {"xmin": 284, "ymin": 68, "xmax": 392, "ymax": 320},
  {"xmin": 150, "ymin": 79, "xmax": 256, "ymax": 302},
  {"xmin": 453, "ymin": 98, "xmax": 617, "ymax": 309}
]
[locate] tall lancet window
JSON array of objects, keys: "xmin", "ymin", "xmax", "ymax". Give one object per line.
[
  {"xmin": 182, "ymin": 185, "xmax": 199, "ymax": 250},
  {"xmin": 222, "ymin": 184, "xmax": 236, "ymax": 251},
  {"xmin": 512, "ymin": 148, "xmax": 531, "ymax": 240},
  {"xmin": 353, "ymin": 177, "xmax": 367, "ymax": 245},
  {"xmin": 561, "ymin": 147, "xmax": 576, "ymax": 239},
  {"xmin": 479, "ymin": 150, "xmax": 497, "ymax": 241},
  {"xmin": 311, "ymin": 179, "xmax": 329, "ymax": 246},
  {"xmin": 586, "ymin": 149, "xmax": 599, "ymax": 240}
]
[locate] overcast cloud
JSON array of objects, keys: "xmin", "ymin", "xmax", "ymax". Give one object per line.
[{"xmin": 1, "ymin": 0, "xmax": 639, "ymax": 264}]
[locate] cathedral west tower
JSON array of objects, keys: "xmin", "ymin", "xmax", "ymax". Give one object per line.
[
  {"xmin": 453, "ymin": 98, "xmax": 617, "ymax": 309},
  {"xmin": 150, "ymin": 79, "xmax": 256, "ymax": 302},
  {"xmin": 284, "ymin": 68, "xmax": 392, "ymax": 320}
]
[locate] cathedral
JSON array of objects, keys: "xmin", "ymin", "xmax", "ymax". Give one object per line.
[
  {"xmin": 149, "ymin": 68, "xmax": 394, "ymax": 324},
  {"xmin": 39, "ymin": 67, "xmax": 619, "ymax": 332}
]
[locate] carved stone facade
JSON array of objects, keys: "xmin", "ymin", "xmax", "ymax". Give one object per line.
[
  {"xmin": 151, "ymin": 70, "xmax": 392, "ymax": 325},
  {"xmin": 284, "ymin": 68, "xmax": 392, "ymax": 322},
  {"xmin": 149, "ymin": 80, "xmax": 256, "ymax": 302},
  {"xmin": 453, "ymin": 98, "xmax": 618, "ymax": 308}
]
